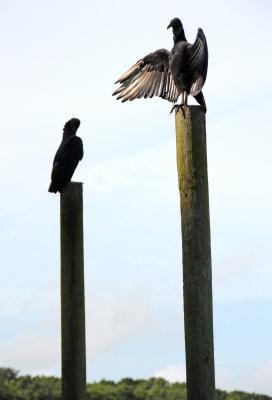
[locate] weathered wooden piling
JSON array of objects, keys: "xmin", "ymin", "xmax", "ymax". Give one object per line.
[
  {"xmin": 175, "ymin": 106, "xmax": 215, "ymax": 400},
  {"xmin": 60, "ymin": 182, "xmax": 86, "ymax": 400}
]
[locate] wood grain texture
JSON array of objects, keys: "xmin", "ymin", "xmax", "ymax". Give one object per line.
[
  {"xmin": 175, "ymin": 106, "xmax": 215, "ymax": 400},
  {"xmin": 60, "ymin": 182, "xmax": 86, "ymax": 400}
]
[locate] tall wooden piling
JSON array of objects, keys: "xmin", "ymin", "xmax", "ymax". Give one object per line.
[
  {"xmin": 60, "ymin": 182, "xmax": 86, "ymax": 400},
  {"xmin": 175, "ymin": 106, "xmax": 215, "ymax": 400}
]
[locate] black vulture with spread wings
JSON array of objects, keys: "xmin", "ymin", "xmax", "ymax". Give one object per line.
[
  {"xmin": 48, "ymin": 118, "xmax": 83, "ymax": 193},
  {"xmin": 113, "ymin": 18, "xmax": 208, "ymax": 115}
]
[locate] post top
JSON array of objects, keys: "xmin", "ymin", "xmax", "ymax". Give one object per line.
[
  {"xmin": 175, "ymin": 105, "xmax": 206, "ymax": 126},
  {"xmin": 61, "ymin": 181, "xmax": 83, "ymax": 199},
  {"xmin": 67, "ymin": 181, "xmax": 83, "ymax": 186}
]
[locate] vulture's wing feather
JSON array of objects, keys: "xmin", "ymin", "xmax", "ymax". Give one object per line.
[
  {"xmin": 187, "ymin": 28, "xmax": 208, "ymax": 96},
  {"xmin": 113, "ymin": 49, "xmax": 179, "ymax": 103}
]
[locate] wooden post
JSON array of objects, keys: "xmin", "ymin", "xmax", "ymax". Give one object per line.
[
  {"xmin": 60, "ymin": 182, "xmax": 86, "ymax": 400},
  {"xmin": 175, "ymin": 106, "xmax": 215, "ymax": 400}
]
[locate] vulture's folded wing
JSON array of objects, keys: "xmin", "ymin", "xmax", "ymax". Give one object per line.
[
  {"xmin": 113, "ymin": 49, "xmax": 179, "ymax": 103},
  {"xmin": 72, "ymin": 136, "xmax": 84, "ymax": 161},
  {"xmin": 187, "ymin": 28, "xmax": 208, "ymax": 96}
]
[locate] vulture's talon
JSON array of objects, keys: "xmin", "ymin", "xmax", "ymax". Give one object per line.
[
  {"xmin": 170, "ymin": 104, "xmax": 186, "ymax": 118},
  {"xmin": 170, "ymin": 104, "xmax": 178, "ymax": 115}
]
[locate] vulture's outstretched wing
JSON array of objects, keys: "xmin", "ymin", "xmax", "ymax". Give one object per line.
[
  {"xmin": 113, "ymin": 49, "xmax": 179, "ymax": 103},
  {"xmin": 187, "ymin": 28, "xmax": 208, "ymax": 96}
]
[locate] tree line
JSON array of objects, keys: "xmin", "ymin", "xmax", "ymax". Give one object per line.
[{"xmin": 0, "ymin": 368, "xmax": 271, "ymax": 400}]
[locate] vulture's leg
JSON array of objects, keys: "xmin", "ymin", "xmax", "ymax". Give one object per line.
[
  {"xmin": 184, "ymin": 91, "xmax": 188, "ymax": 107},
  {"xmin": 180, "ymin": 92, "xmax": 186, "ymax": 117}
]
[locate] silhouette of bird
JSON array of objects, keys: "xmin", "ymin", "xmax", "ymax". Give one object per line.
[
  {"xmin": 113, "ymin": 18, "xmax": 208, "ymax": 116},
  {"xmin": 48, "ymin": 118, "xmax": 83, "ymax": 193}
]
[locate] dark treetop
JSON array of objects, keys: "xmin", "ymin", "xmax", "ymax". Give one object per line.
[
  {"xmin": 48, "ymin": 118, "xmax": 83, "ymax": 193},
  {"xmin": 113, "ymin": 18, "xmax": 208, "ymax": 113}
]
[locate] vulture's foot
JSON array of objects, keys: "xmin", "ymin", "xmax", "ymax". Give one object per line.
[{"xmin": 170, "ymin": 104, "xmax": 186, "ymax": 118}]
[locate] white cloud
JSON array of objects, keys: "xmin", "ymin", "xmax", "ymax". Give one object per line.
[
  {"xmin": 153, "ymin": 362, "xmax": 272, "ymax": 396},
  {"xmin": 0, "ymin": 285, "xmax": 156, "ymax": 375},
  {"xmin": 212, "ymin": 249, "xmax": 272, "ymax": 301},
  {"xmin": 0, "ymin": 330, "xmax": 60, "ymax": 374},
  {"xmin": 86, "ymin": 286, "xmax": 156, "ymax": 359},
  {"xmin": 217, "ymin": 359, "xmax": 272, "ymax": 395},
  {"xmin": 153, "ymin": 365, "xmax": 186, "ymax": 383}
]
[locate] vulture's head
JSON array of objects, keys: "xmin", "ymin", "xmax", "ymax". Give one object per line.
[
  {"xmin": 63, "ymin": 118, "xmax": 81, "ymax": 134},
  {"xmin": 167, "ymin": 18, "xmax": 183, "ymax": 35}
]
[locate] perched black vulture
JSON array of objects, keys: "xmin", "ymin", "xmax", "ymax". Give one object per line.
[
  {"xmin": 113, "ymin": 18, "xmax": 208, "ymax": 115},
  {"xmin": 48, "ymin": 118, "xmax": 83, "ymax": 193}
]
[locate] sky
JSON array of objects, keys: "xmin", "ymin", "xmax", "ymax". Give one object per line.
[{"xmin": 1, "ymin": 0, "xmax": 272, "ymax": 395}]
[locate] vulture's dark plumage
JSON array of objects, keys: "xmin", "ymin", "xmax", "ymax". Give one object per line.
[
  {"xmin": 113, "ymin": 18, "xmax": 208, "ymax": 114},
  {"xmin": 48, "ymin": 118, "xmax": 83, "ymax": 193}
]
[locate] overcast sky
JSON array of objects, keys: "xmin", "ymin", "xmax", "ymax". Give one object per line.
[{"xmin": 1, "ymin": 0, "xmax": 272, "ymax": 396}]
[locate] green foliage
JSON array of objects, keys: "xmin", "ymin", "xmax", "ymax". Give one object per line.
[
  {"xmin": 0, "ymin": 369, "xmax": 61, "ymax": 400},
  {"xmin": 0, "ymin": 368, "xmax": 271, "ymax": 400},
  {"xmin": 0, "ymin": 368, "xmax": 19, "ymax": 382},
  {"xmin": 224, "ymin": 391, "xmax": 272, "ymax": 400}
]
